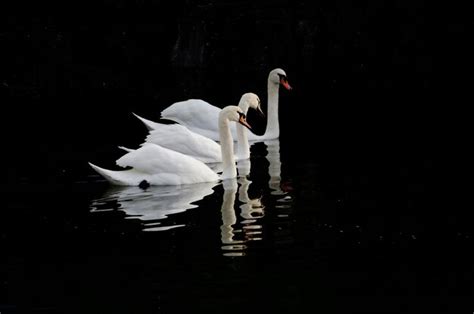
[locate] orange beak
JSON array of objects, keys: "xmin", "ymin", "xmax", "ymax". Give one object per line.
[
  {"xmin": 280, "ymin": 78, "xmax": 292, "ymax": 90},
  {"xmin": 239, "ymin": 115, "xmax": 252, "ymax": 130}
]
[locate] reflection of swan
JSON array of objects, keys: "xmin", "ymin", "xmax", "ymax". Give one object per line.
[
  {"xmin": 88, "ymin": 106, "xmax": 251, "ymax": 186},
  {"xmin": 220, "ymin": 178, "xmax": 246, "ymax": 256},
  {"xmin": 237, "ymin": 159, "xmax": 264, "ymax": 222},
  {"xmin": 90, "ymin": 182, "xmax": 217, "ymax": 232},
  {"xmin": 135, "ymin": 68, "xmax": 291, "ymax": 141},
  {"xmin": 237, "ymin": 159, "xmax": 265, "ymax": 243},
  {"xmin": 263, "ymin": 139, "xmax": 293, "ymax": 220},
  {"xmin": 134, "ymin": 93, "xmax": 261, "ymax": 162},
  {"xmin": 219, "ymin": 162, "xmax": 265, "ymax": 257},
  {"xmin": 264, "ymin": 139, "xmax": 285, "ymax": 195}
]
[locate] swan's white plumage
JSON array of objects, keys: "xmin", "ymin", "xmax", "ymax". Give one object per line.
[
  {"xmin": 118, "ymin": 146, "xmax": 134, "ymax": 153},
  {"xmin": 143, "ymin": 123, "xmax": 221, "ymax": 163},
  {"xmin": 133, "ymin": 69, "xmax": 290, "ymax": 142},
  {"xmin": 151, "ymin": 68, "xmax": 290, "ymax": 141},
  {"xmin": 89, "ymin": 163, "xmax": 146, "ymax": 186},
  {"xmin": 116, "ymin": 144, "xmax": 218, "ymax": 183},
  {"xmin": 90, "ymin": 144, "xmax": 219, "ymax": 186},
  {"xmin": 132, "ymin": 113, "xmax": 163, "ymax": 131},
  {"xmin": 160, "ymin": 99, "xmax": 225, "ymax": 140},
  {"xmin": 134, "ymin": 99, "xmax": 225, "ymax": 140},
  {"xmin": 89, "ymin": 106, "xmax": 249, "ymax": 186},
  {"xmin": 141, "ymin": 93, "xmax": 260, "ymax": 162},
  {"xmin": 161, "ymin": 99, "xmax": 220, "ymax": 128}
]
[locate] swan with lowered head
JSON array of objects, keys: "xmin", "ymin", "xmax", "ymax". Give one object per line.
[
  {"xmin": 134, "ymin": 68, "xmax": 291, "ymax": 141},
  {"xmin": 89, "ymin": 106, "xmax": 252, "ymax": 186},
  {"xmin": 133, "ymin": 93, "xmax": 261, "ymax": 163}
]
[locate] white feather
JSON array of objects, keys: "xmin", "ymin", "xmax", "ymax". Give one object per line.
[
  {"xmin": 89, "ymin": 106, "xmax": 249, "ymax": 186},
  {"xmin": 134, "ymin": 68, "xmax": 290, "ymax": 141},
  {"xmin": 143, "ymin": 123, "xmax": 221, "ymax": 163}
]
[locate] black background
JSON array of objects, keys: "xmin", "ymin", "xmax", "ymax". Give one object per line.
[
  {"xmin": 1, "ymin": 2, "xmax": 473, "ymax": 313},
  {"xmin": 1, "ymin": 0, "xmax": 467, "ymax": 183}
]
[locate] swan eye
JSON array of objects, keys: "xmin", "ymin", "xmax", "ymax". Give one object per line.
[{"xmin": 277, "ymin": 73, "xmax": 287, "ymax": 82}]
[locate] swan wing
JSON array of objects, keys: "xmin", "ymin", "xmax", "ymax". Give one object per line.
[
  {"xmin": 144, "ymin": 123, "xmax": 222, "ymax": 163},
  {"xmin": 115, "ymin": 144, "xmax": 219, "ymax": 184},
  {"xmin": 89, "ymin": 163, "xmax": 149, "ymax": 186},
  {"xmin": 161, "ymin": 99, "xmax": 221, "ymax": 132},
  {"xmin": 160, "ymin": 99, "xmax": 243, "ymax": 141}
]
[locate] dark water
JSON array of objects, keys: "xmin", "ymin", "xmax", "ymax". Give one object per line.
[
  {"xmin": 1, "ymin": 1, "xmax": 472, "ymax": 313},
  {"xmin": 2, "ymin": 137, "xmax": 472, "ymax": 313}
]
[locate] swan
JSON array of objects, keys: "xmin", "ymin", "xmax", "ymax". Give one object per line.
[
  {"xmin": 88, "ymin": 106, "xmax": 252, "ymax": 186},
  {"xmin": 133, "ymin": 68, "xmax": 291, "ymax": 141},
  {"xmin": 134, "ymin": 93, "xmax": 260, "ymax": 163}
]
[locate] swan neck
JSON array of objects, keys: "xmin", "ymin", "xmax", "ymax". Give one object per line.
[
  {"xmin": 239, "ymin": 102, "xmax": 250, "ymax": 114},
  {"xmin": 219, "ymin": 119, "xmax": 237, "ymax": 179},
  {"xmin": 266, "ymin": 81, "xmax": 280, "ymax": 138},
  {"xmin": 236, "ymin": 124, "xmax": 250, "ymax": 160}
]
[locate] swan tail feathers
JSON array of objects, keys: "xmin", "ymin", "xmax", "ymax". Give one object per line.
[
  {"xmin": 160, "ymin": 107, "xmax": 181, "ymax": 123},
  {"xmin": 159, "ymin": 113, "xmax": 180, "ymax": 124},
  {"xmin": 132, "ymin": 112, "xmax": 160, "ymax": 131},
  {"xmin": 118, "ymin": 146, "xmax": 134, "ymax": 153},
  {"xmin": 88, "ymin": 162, "xmax": 128, "ymax": 185}
]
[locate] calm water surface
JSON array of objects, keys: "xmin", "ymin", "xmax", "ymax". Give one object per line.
[{"xmin": 1, "ymin": 140, "xmax": 472, "ymax": 314}]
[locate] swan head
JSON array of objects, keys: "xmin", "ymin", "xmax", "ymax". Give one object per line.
[
  {"xmin": 220, "ymin": 106, "xmax": 252, "ymax": 130},
  {"xmin": 268, "ymin": 68, "xmax": 292, "ymax": 90},
  {"xmin": 239, "ymin": 92, "xmax": 264, "ymax": 117}
]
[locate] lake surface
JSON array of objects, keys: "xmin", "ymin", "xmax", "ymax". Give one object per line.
[{"xmin": 1, "ymin": 138, "xmax": 472, "ymax": 314}]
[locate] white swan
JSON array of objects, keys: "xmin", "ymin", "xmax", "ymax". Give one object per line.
[
  {"xmin": 89, "ymin": 106, "xmax": 252, "ymax": 186},
  {"xmin": 134, "ymin": 68, "xmax": 291, "ymax": 141},
  {"xmin": 135, "ymin": 93, "xmax": 260, "ymax": 163}
]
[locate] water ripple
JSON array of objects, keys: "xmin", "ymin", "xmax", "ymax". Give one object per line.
[{"xmin": 89, "ymin": 182, "xmax": 217, "ymax": 231}]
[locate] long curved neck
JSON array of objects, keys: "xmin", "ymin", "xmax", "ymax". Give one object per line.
[
  {"xmin": 265, "ymin": 81, "xmax": 280, "ymax": 138},
  {"xmin": 236, "ymin": 124, "xmax": 250, "ymax": 160},
  {"xmin": 235, "ymin": 101, "xmax": 250, "ymax": 159},
  {"xmin": 219, "ymin": 119, "xmax": 237, "ymax": 179}
]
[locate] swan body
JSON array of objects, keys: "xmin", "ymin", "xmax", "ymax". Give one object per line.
[
  {"xmin": 144, "ymin": 123, "xmax": 221, "ymax": 163},
  {"xmin": 89, "ymin": 106, "xmax": 251, "ymax": 186},
  {"xmin": 140, "ymin": 93, "xmax": 260, "ymax": 162},
  {"xmin": 134, "ymin": 68, "xmax": 290, "ymax": 141},
  {"xmin": 89, "ymin": 144, "xmax": 219, "ymax": 186},
  {"xmin": 136, "ymin": 97, "xmax": 260, "ymax": 141},
  {"xmin": 134, "ymin": 99, "xmax": 217, "ymax": 135}
]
